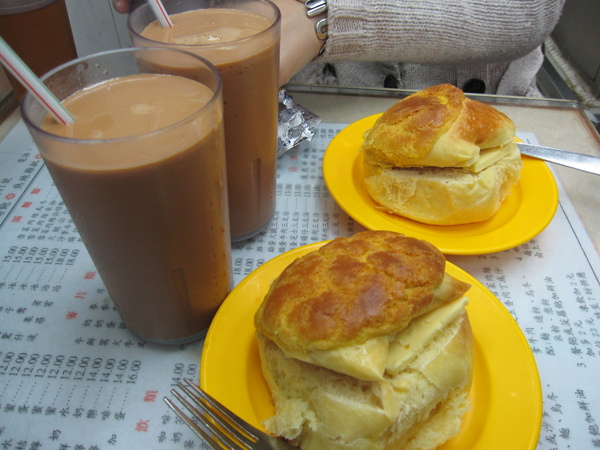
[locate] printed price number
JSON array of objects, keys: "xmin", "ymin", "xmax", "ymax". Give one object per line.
[
  {"xmin": 245, "ymin": 258, "xmax": 266, "ymax": 275},
  {"xmin": 233, "ymin": 257, "xmax": 243, "ymax": 275},
  {"xmin": 232, "ymin": 258, "xmax": 266, "ymax": 276},
  {"xmin": 0, "ymin": 351, "xmax": 37, "ymax": 377},
  {"xmin": 2, "ymin": 245, "xmax": 79, "ymax": 265},
  {"xmin": 170, "ymin": 362, "xmax": 198, "ymax": 386},
  {"xmin": 0, "ymin": 350, "xmax": 141, "ymax": 383}
]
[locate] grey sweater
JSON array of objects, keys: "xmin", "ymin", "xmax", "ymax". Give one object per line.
[{"xmin": 291, "ymin": 0, "xmax": 565, "ymax": 96}]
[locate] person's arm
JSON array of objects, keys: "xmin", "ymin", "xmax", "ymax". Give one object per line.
[
  {"xmin": 112, "ymin": 0, "xmax": 564, "ymax": 86},
  {"xmin": 268, "ymin": 0, "xmax": 325, "ymax": 85},
  {"xmin": 323, "ymin": 0, "xmax": 565, "ymax": 65}
]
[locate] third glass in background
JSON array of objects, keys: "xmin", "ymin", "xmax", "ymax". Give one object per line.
[
  {"xmin": 0, "ymin": 0, "xmax": 78, "ymax": 99},
  {"xmin": 128, "ymin": 0, "xmax": 281, "ymax": 242}
]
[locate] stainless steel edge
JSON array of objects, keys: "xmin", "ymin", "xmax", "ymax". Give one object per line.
[{"xmin": 517, "ymin": 142, "xmax": 600, "ymax": 175}]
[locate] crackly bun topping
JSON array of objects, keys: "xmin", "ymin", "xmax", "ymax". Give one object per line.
[{"xmin": 254, "ymin": 230, "xmax": 471, "ymax": 354}]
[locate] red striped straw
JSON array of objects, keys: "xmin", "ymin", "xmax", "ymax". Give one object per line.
[
  {"xmin": 147, "ymin": 0, "xmax": 173, "ymax": 27},
  {"xmin": 0, "ymin": 37, "xmax": 75, "ymax": 125}
]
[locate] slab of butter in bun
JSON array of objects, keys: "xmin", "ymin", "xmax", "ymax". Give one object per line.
[
  {"xmin": 254, "ymin": 230, "xmax": 474, "ymax": 449},
  {"xmin": 361, "ymin": 83, "xmax": 523, "ymax": 225}
]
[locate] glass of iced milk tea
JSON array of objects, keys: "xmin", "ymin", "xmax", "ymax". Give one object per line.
[
  {"xmin": 21, "ymin": 48, "xmax": 233, "ymax": 344},
  {"xmin": 128, "ymin": 0, "xmax": 281, "ymax": 242}
]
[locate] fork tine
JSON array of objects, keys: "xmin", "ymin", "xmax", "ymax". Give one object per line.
[
  {"xmin": 169, "ymin": 387, "xmax": 245, "ymax": 450},
  {"xmin": 163, "ymin": 395, "xmax": 224, "ymax": 449},
  {"xmin": 166, "ymin": 378, "xmax": 265, "ymax": 450},
  {"xmin": 163, "ymin": 397, "xmax": 221, "ymax": 449},
  {"xmin": 183, "ymin": 378, "xmax": 264, "ymax": 440},
  {"xmin": 165, "ymin": 378, "xmax": 298, "ymax": 450}
]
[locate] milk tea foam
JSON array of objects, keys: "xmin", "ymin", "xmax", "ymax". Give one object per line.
[
  {"xmin": 138, "ymin": 8, "xmax": 280, "ymax": 241},
  {"xmin": 41, "ymin": 74, "xmax": 232, "ymax": 343}
]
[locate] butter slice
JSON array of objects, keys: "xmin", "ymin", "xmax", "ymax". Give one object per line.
[
  {"xmin": 467, "ymin": 142, "xmax": 516, "ymax": 172},
  {"xmin": 281, "ymin": 296, "xmax": 468, "ymax": 382},
  {"xmin": 386, "ymin": 296, "xmax": 469, "ymax": 375},
  {"xmin": 300, "ymin": 336, "xmax": 389, "ymax": 381}
]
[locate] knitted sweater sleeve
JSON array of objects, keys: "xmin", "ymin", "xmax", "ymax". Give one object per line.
[{"xmin": 324, "ymin": 0, "xmax": 565, "ymax": 64}]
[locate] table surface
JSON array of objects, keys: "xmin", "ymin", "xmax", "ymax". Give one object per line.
[{"xmin": 1, "ymin": 86, "xmax": 600, "ymax": 449}]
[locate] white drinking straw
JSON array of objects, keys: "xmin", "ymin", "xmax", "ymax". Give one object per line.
[
  {"xmin": 147, "ymin": 0, "xmax": 173, "ymax": 27},
  {"xmin": 0, "ymin": 37, "xmax": 75, "ymax": 125}
]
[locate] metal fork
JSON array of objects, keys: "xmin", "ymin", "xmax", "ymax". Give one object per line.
[{"xmin": 164, "ymin": 378, "xmax": 296, "ymax": 450}]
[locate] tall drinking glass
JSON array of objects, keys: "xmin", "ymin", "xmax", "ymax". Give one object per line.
[
  {"xmin": 22, "ymin": 48, "xmax": 232, "ymax": 344},
  {"xmin": 128, "ymin": 0, "xmax": 281, "ymax": 242}
]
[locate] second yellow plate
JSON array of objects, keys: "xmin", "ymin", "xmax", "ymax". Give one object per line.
[
  {"xmin": 201, "ymin": 241, "xmax": 543, "ymax": 450},
  {"xmin": 323, "ymin": 114, "xmax": 559, "ymax": 255}
]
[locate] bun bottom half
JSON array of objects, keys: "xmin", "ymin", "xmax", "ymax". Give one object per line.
[
  {"xmin": 257, "ymin": 311, "xmax": 474, "ymax": 450},
  {"xmin": 362, "ymin": 149, "xmax": 522, "ymax": 225}
]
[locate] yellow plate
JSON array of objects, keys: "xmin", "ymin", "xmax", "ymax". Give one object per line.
[
  {"xmin": 201, "ymin": 241, "xmax": 542, "ymax": 450},
  {"xmin": 322, "ymin": 114, "xmax": 559, "ymax": 255}
]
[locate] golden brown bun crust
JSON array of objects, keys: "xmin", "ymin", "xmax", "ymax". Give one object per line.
[
  {"xmin": 362, "ymin": 84, "xmax": 464, "ymax": 166},
  {"xmin": 361, "ymin": 84, "xmax": 516, "ymax": 168},
  {"xmin": 254, "ymin": 230, "xmax": 470, "ymax": 353}
]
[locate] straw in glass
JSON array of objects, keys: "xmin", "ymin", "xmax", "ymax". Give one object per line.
[
  {"xmin": 147, "ymin": 0, "xmax": 173, "ymax": 27},
  {"xmin": 0, "ymin": 37, "xmax": 75, "ymax": 125}
]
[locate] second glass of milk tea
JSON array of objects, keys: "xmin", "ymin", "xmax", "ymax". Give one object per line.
[{"xmin": 129, "ymin": 0, "xmax": 281, "ymax": 242}]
